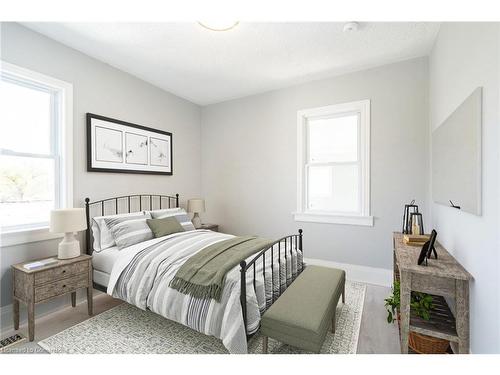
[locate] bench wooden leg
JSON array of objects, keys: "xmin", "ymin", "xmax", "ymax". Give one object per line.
[
  {"xmin": 342, "ymin": 283, "xmax": 346, "ymax": 303},
  {"xmin": 262, "ymin": 336, "xmax": 268, "ymax": 354}
]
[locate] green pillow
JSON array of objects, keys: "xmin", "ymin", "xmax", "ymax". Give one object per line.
[{"xmin": 146, "ymin": 217, "xmax": 185, "ymax": 238}]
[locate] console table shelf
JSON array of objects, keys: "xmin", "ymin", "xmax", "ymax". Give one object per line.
[
  {"xmin": 393, "ymin": 232, "xmax": 472, "ymax": 354},
  {"xmin": 410, "ymin": 295, "xmax": 457, "ymax": 342}
]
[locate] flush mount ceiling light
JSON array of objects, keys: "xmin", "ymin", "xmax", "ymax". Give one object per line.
[
  {"xmin": 198, "ymin": 21, "xmax": 239, "ymax": 32},
  {"xmin": 343, "ymin": 22, "xmax": 359, "ymax": 32}
]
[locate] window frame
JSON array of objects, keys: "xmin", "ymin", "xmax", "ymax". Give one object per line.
[
  {"xmin": 294, "ymin": 100, "xmax": 373, "ymax": 226},
  {"xmin": 0, "ymin": 61, "xmax": 73, "ymax": 246}
]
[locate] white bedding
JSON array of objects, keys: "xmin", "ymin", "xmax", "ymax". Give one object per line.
[{"xmin": 106, "ymin": 229, "xmax": 302, "ymax": 353}]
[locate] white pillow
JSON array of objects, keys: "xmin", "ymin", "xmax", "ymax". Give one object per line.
[
  {"xmin": 148, "ymin": 207, "xmax": 182, "ymax": 219},
  {"xmin": 92, "ymin": 211, "xmax": 147, "ymax": 252},
  {"xmin": 90, "ymin": 220, "xmax": 102, "ymax": 252}
]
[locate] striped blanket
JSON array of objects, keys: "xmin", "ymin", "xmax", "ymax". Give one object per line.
[{"xmin": 107, "ymin": 230, "xmax": 303, "ymax": 353}]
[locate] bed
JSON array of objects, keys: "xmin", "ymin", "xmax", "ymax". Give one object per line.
[{"xmin": 85, "ymin": 194, "xmax": 304, "ymax": 353}]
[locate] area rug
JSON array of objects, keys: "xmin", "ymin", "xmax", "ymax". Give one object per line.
[{"xmin": 39, "ymin": 281, "xmax": 366, "ymax": 354}]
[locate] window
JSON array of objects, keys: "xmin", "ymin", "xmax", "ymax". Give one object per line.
[
  {"xmin": 294, "ymin": 100, "xmax": 373, "ymax": 226},
  {"xmin": 0, "ymin": 62, "xmax": 73, "ymax": 245}
]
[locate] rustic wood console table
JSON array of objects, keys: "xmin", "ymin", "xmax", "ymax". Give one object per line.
[{"xmin": 393, "ymin": 232, "xmax": 472, "ymax": 354}]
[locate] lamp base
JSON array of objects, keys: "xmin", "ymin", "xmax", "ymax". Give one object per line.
[
  {"xmin": 192, "ymin": 213, "xmax": 202, "ymax": 229},
  {"xmin": 58, "ymin": 233, "xmax": 81, "ymax": 259}
]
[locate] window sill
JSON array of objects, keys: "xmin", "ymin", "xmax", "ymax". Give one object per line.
[
  {"xmin": 1, "ymin": 227, "xmax": 63, "ymax": 247},
  {"xmin": 293, "ymin": 212, "xmax": 374, "ymax": 226}
]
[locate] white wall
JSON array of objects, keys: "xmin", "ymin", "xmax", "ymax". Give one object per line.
[
  {"xmin": 0, "ymin": 23, "xmax": 202, "ymax": 316},
  {"xmin": 429, "ymin": 23, "xmax": 500, "ymax": 353},
  {"xmin": 201, "ymin": 57, "xmax": 429, "ymax": 272}
]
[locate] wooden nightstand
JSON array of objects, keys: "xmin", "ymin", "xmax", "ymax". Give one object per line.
[
  {"xmin": 11, "ymin": 254, "xmax": 93, "ymax": 341},
  {"xmin": 199, "ymin": 223, "xmax": 219, "ymax": 232}
]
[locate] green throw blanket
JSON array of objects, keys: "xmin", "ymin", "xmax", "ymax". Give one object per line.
[{"xmin": 169, "ymin": 236, "xmax": 272, "ymax": 302}]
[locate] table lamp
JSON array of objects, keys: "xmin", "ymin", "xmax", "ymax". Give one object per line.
[
  {"xmin": 50, "ymin": 208, "xmax": 87, "ymax": 259},
  {"xmin": 187, "ymin": 199, "xmax": 205, "ymax": 229}
]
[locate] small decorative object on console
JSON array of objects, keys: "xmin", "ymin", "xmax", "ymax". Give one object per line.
[
  {"xmin": 403, "ymin": 234, "xmax": 430, "ymax": 246},
  {"xmin": 50, "ymin": 208, "xmax": 87, "ymax": 259},
  {"xmin": 410, "ymin": 212, "xmax": 424, "ymax": 235},
  {"xmin": 417, "ymin": 229, "xmax": 438, "ymax": 266}
]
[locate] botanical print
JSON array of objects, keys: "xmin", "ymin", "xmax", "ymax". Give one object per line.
[
  {"xmin": 88, "ymin": 113, "xmax": 172, "ymax": 174},
  {"xmin": 95, "ymin": 126, "xmax": 123, "ymax": 163},
  {"xmin": 125, "ymin": 132, "xmax": 148, "ymax": 165},
  {"xmin": 150, "ymin": 137, "xmax": 170, "ymax": 167}
]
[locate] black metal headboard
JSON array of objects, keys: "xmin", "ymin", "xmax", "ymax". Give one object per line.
[{"xmin": 84, "ymin": 193, "xmax": 179, "ymax": 255}]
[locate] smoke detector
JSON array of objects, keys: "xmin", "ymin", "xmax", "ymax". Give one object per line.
[{"xmin": 343, "ymin": 22, "xmax": 359, "ymax": 32}]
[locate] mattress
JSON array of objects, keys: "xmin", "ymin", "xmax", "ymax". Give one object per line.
[
  {"xmin": 93, "ymin": 269, "xmax": 111, "ymax": 288},
  {"xmin": 93, "ymin": 246, "xmax": 120, "ymax": 274},
  {"xmin": 92, "ymin": 246, "xmax": 121, "ymax": 287}
]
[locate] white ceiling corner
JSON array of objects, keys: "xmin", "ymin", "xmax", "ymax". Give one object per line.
[{"xmin": 22, "ymin": 22, "xmax": 440, "ymax": 105}]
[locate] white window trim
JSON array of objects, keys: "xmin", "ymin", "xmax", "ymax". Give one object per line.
[
  {"xmin": 0, "ymin": 61, "xmax": 73, "ymax": 247},
  {"xmin": 294, "ymin": 100, "xmax": 373, "ymax": 226}
]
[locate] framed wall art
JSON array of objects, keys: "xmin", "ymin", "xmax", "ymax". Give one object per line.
[{"xmin": 87, "ymin": 113, "xmax": 172, "ymax": 175}]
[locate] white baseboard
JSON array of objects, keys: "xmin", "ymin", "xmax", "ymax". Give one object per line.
[
  {"xmin": 0, "ymin": 290, "xmax": 101, "ymax": 336},
  {"xmin": 304, "ymin": 257, "xmax": 393, "ymax": 287}
]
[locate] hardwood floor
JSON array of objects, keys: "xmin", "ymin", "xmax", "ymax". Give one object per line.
[
  {"xmin": 1, "ymin": 293, "xmax": 122, "ymax": 354},
  {"xmin": 357, "ymin": 284, "xmax": 400, "ymax": 354},
  {"xmin": 2, "ymin": 283, "xmax": 400, "ymax": 354}
]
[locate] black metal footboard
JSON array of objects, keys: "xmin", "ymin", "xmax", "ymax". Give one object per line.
[{"xmin": 239, "ymin": 229, "xmax": 304, "ymax": 336}]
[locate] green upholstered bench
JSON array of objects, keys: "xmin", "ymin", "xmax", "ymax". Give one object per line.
[{"xmin": 260, "ymin": 265, "xmax": 346, "ymax": 353}]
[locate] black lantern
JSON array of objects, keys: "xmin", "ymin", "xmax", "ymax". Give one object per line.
[
  {"xmin": 409, "ymin": 212, "xmax": 424, "ymax": 235},
  {"xmin": 402, "ymin": 200, "xmax": 419, "ymax": 234}
]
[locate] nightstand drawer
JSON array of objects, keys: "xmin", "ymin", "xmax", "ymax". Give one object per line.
[
  {"xmin": 35, "ymin": 260, "xmax": 89, "ymax": 286},
  {"xmin": 34, "ymin": 273, "xmax": 88, "ymax": 302}
]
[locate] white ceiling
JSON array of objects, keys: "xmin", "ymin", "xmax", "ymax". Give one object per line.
[{"xmin": 23, "ymin": 22, "xmax": 440, "ymax": 105}]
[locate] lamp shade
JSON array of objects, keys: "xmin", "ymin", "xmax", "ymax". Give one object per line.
[
  {"xmin": 50, "ymin": 208, "xmax": 87, "ymax": 233},
  {"xmin": 187, "ymin": 199, "xmax": 205, "ymax": 214}
]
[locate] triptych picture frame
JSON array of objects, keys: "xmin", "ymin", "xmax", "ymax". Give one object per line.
[{"xmin": 86, "ymin": 113, "xmax": 173, "ymax": 175}]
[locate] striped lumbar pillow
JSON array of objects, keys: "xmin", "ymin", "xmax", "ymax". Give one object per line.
[
  {"xmin": 152, "ymin": 208, "xmax": 196, "ymax": 231},
  {"xmin": 105, "ymin": 213, "xmax": 153, "ymax": 250}
]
